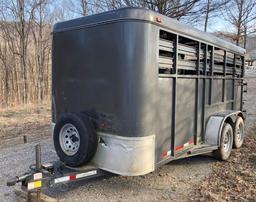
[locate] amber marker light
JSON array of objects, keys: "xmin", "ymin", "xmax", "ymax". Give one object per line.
[{"xmin": 156, "ymin": 17, "xmax": 162, "ymax": 23}]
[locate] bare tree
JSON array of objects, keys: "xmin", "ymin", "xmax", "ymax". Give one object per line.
[
  {"xmin": 202, "ymin": 0, "xmax": 228, "ymax": 32},
  {"xmin": 0, "ymin": 0, "xmax": 38, "ymax": 103},
  {"xmin": 63, "ymin": 0, "xmax": 102, "ymax": 16},
  {"xmin": 0, "ymin": 0, "xmax": 53, "ymax": 106},
  {"xmin": 225, "ymin": 0, "xmax": 256, "ymax": 47},
  {"xmin": 43, "ymin": 0, "xmax": 210, "ymax": 27},
  {"xmin": 147, "ymin": 0, "xmax": 201, "ymax": 19},
  {"xmin": 31, "ymin": 0, "xmax": 52, "ymax": 101}
]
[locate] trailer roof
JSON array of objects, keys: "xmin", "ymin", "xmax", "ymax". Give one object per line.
[{"xmin": 53, "ymin": 7, "xmax": 245, "ymax": 55}]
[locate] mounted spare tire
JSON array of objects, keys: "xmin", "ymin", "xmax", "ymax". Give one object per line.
[{"xmin": 53, "ymin": 113, "xmax": 98, "ymax": 167}]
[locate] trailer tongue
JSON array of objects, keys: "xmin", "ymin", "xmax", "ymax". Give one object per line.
[{"xmin": 7, "ymin": 144, "xmax": 111, "ymax": 200}]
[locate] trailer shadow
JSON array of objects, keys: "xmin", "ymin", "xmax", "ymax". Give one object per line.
[
  {"xmin": 167, "ymin": 154, "xmax": 217, "ymax": 166},
  {"xmin": 44, "ymin": 154, "xmax": 217, "ymax": 201}
]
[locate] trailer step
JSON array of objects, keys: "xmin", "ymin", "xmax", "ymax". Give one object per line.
[{"xmin": 188, "ymin": 145, "xmax": 218, "ymax": 155}]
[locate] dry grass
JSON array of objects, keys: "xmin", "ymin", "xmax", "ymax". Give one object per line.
[{"xmin": 0, "ymin": 103, "xmax": 51, "ymax": 148}]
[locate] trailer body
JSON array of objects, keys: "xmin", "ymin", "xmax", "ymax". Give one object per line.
[{"xmin": 52, "ymin": 8, "xmax": 246, "ymax": 176}]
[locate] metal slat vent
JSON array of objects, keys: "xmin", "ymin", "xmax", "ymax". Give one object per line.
[
  {"xmin": 235, "ymin": 55, "xmax": 243, "ymax": 77},
  {"xmin": 214, "ymin": 48, "xmax": 224, "ymax": 74},
  {"xmin": 159, "ymin": 30, "xmax": 174, "ymax": 73},
  {"xmin": 158, "ymin": 29, "xmax": 244, "ymax": 77},
  {"xmin": 177, "ymin": 40, "xmax": 198, "ymax": 72}
]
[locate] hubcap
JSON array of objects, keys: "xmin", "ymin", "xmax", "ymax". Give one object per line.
[
  {"xmin": 236, "ymin": 123, "xmax": 244, "ymax": 141},
  {"xmin": 59, "ymin": 123, "xmax": 80, "ymax": 156},
  {"xmin": 223, "ymin": 129, "xmax": 231, "ymax": 152}
]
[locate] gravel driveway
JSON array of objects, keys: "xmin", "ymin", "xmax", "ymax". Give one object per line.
[
  {"xmin": 0, "ymin": 70, "xmax": 255, "ymax": 202},
  {"xmin": 0, "ymin": 137, "xmax": 215, "ymax": 202}
]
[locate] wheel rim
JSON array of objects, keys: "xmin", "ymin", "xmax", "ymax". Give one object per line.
[
  {"xmin": 59, "ymin": 123, "xmax": 80, "ymax": 156},
  {"xmin": 236, "ymin": 122, "xmax": 244, "ymax": 142},
  {"xmin": 223, "ymin": 128, "xmax": 232, "ymax": 153}
]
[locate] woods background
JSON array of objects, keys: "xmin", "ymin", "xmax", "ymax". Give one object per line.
[{"xmin": 0, "ymin": 0, "xmax": 255, "ymax": 107}]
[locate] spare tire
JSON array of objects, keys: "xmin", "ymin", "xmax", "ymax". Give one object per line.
[{"xmin": 53, "ymin": 113, "xmax": 98, "ymax": 167}]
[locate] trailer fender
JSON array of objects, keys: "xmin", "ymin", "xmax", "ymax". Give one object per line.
[
  {"xmin": 205, "ymin": 111, "xmax": 245, "ymax": 146},
  {"xmin": 91, "ymin": 133, "xmax": 155, "ymax": 176}
]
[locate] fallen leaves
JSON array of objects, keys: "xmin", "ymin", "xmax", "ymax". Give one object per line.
[{"xmin": 191, "ymin": 125, "xmax": 256, "ymax": 202}]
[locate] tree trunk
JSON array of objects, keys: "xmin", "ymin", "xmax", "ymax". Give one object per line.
[{"xmin": 204, "ymin": 0, "xmax": 210, "ymax": 32}]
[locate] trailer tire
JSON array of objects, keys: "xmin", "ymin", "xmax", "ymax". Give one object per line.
[
  {"xmin": 53, "ymin": 113, "xmax": 98, "ymax": 167},
  {"xmin": 233, "ymin": 117, "xmax": 244, "ymax": 149},
  {"xmin": 214, "ymin": 123, "xmax": 233, "ymax": 161}
]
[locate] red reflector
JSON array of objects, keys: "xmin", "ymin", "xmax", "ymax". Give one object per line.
[
  {"xmin": 162, "ymin": 150, "xmax": 167, "ymax": 157},
  {"xmin": 175, "ymin": 145, "xmax": 183, "ymax": 151},
  {"xmin": 69, "ymin": 175, "xmax": 76, "ymax": 180}
]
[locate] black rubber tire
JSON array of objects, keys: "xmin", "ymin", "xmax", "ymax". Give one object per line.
[
  {"xmin": 213, "ymin": 123, "xmax": 233, "ymax": 161},
  {"xmin": 53, "ymin": 113, "xmax": 98, "ymax": 167},
  {"xmin": 233, "ymin": 116, "xmax": 244, "ymax": 149}
]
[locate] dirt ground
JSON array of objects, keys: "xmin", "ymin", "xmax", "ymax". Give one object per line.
[
  {"xmin": 0, "ymin": 70, "xmax": 255, "ymax": 202},
  {"xmin": 0, "ymin": 104, "xmax": 51, "ymax": 149}
]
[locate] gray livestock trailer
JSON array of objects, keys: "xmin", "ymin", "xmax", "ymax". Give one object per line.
[
  {"xmin": 7, "ymin": 8, "xmax": 247, "ymax": 194},
  {"xmin": 51, "ymin": 7, "xmax": 246, "ymax": 176}
]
